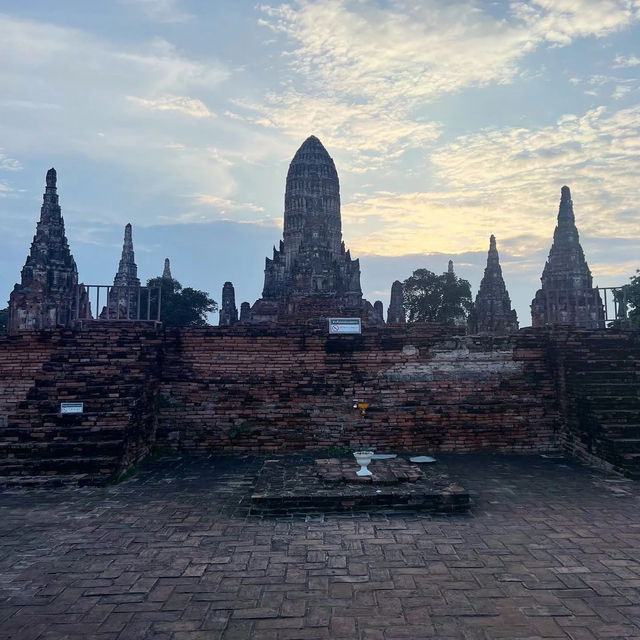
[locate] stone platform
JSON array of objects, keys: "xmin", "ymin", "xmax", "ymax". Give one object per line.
[{"xmin": 251, "ymin": 455, "xmax": 469, "ymax": 514}]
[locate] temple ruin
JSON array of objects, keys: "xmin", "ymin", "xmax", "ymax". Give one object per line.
[
  {"xmin": 531, "ymin": 186, "xmax": 604, "ymax": 328},
  {"xmin": 8, "ymin": 168, "xmax": 89, "ymax": 333},
  {"xmin": 102, "ymin": 223, "xmax": 140, "ymax": 319},
  {"xmin": 219, "ymin": 281, "xmax": 239, "ymax": 326},
  {"xmin": 249, "ymin": 136, "xmax": 378, "ymax": 324},
  {"xmin": 387, "ymin": 280, "xmax": 406, "ymax": 324},
  {"xmin": 468, "ymin": 235, "xmax": 518, "ymax": 335}
]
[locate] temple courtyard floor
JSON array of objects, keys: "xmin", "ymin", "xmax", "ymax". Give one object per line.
[{"xmin": 1, "ymin": 453, "xmax": 640, "ymax": 640}]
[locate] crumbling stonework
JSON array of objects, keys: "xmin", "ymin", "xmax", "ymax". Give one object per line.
[
  {"xmin": 2, "ymin": 325, "xmax": 640, "ymax": 482},
  {"xmin": 102, "ymin": 223, "xmax": 140, "ymax": 319},
  {"xmin": 387, "ymin": 280, "xmax": 406, "ymax": 324},
  {"xmin": 239, "ymin": 302, "xmax": 251, "ymax": 322},
  {"xmin": 218, "ymin": 281, "xmax": 238, "ymax": 326},
  {"xmin": 156, "ymin": 324, "xmax": 558, "ymax": 454},
  {"xmin": 531, "ymin": 187, "xmax": 604, "ymax": 328},
  {"xmin": 0, "ymin": 324, "xmax": 162, "ymax": 483},
  {"xmin": 8, "ymin": 169, "xmax": 89, "ymax": 333},
  {"xmin": 250, "ymin": 136, "xmax": 378, "ymax": 324},
  {"xmin": 468, "ymin": 235, "xmax": 518, "ymax": 335},
  {"xmin": 373, "ymin": 301, "xmax": 384, "ymax": 324},
  {"xmin": 162, "ymin": 258, "xmax": 172, "ymax": 279}
]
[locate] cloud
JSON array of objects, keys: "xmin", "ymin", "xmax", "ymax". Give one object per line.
[
  {"xmin": 612, "ymin": 84, "xmax": 632, "ymax": 99},
  {"xmin": 127, "ymin": 95, "xmax": 214, "ymax": 118},
  {"xmin": 231, "ymin": 92, "xmax": 440, "ymax": 172},
  {"xmin": 0, "ymin": 152, "xmax": 21, "ymax": 171},
  {"xmin": 0, "ymin": 14, "xmax": 248, "ymax": 224},
  {"xmin": 194, "ymin": 194, "xmax": 264, "ymax": 212},
  {"xmin": 253, "ymin": 0, "xmax": 639, "ymax": 173},
  {"xmin": 340, "ymin": 104, "xmax": 640, "ymax": 280},
  {"xmin": 614, "ymin": 54, "xmax": 640, "ymax": 67},
  {"xmin": 118, "ymin": 0, "xmax": 193, "ymax": 23}
]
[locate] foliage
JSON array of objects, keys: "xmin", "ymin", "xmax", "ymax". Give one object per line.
[
  {"xmin": 147, "ymin": 276, "xmax": 217, "ymax": 327},
  {"xmin": 617, "ymin": 270, "xmax": 640, "ymax": 328},
  {"xmin": 0, "ymin": 307, "xmax": 7, "ymax": 333},
  {"xmin": 402, "ymin": 268, "xmax": 472, "ymax": 325}
]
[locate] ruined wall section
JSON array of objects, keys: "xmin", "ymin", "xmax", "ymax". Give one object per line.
[
  {"xmin": 549, "ymin": 328, "xmax": 640, "ymax": 478},
  {"xmin": 157, "ymin": 325, "xmax": 559, "ymax": 454},
  {"xmin": 0, "ymin": 325, "xmax": 163, "ymax": 483}
]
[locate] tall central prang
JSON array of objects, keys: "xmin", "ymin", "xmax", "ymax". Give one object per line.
[
  {"xmin": 251, "ymin": 136, "xmax": 377, "ymax": 323},
  {"xmin": 263, "ymin": 135, "xmax": 361, "ymax": 299}
]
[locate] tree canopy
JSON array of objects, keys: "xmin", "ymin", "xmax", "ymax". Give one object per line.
[
  {"xmin": 618, "ymin": 270, "xmax": 640, "ymax": 328},
  {"xmin": 147, "ymin": 277, "xmax": 217, "ymax": 327},
  {"xmin": 402, "ymin": 268, "xmax": 472, "ymax": 325}
]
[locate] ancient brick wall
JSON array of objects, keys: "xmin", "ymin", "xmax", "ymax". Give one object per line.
[
  {"xmin": 0, "ymin": 324, "xmax": 163, "ymax": 483},
  {"xmin": 10, "ymin": 323, "xmax": 637, "ymax": 483},
  {"xmin": 549, "ymin": 328, "xmax": 640, "ymax": 477},
  {"xmin": 157, "ymin": 325, "xmax": 559, "ymax": 454}
]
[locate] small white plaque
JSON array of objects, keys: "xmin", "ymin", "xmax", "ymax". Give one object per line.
[
  {"xmin": 328, "ymin": 317, "xmax": 361, "ymax": 334},
  {"xmin": 60, "ymin": 402, "xmax": 83, "ymax": 414}
]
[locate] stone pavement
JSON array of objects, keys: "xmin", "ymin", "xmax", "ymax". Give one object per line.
[{"xmin": 1, "ymin": 453, "xmax": 640, "ymax": 640}]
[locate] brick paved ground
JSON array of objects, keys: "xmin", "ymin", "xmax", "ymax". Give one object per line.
[{"xmin": 1, "ymin": 453, "xmax": 640, "ymax": 640}]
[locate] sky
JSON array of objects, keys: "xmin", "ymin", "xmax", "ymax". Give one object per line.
[{"xmin": 0, "ymin": 0, "xmax": 639, "ymax": 325}]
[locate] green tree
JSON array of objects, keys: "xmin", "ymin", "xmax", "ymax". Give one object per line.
[
  {"xmin": 402, "ymin": 268, "xmax": 472, "ymax": 325},
  {"xmin": 147, "ymin": 277, "xmax": 217, "ymax": 327},
  {"xmin": 0, "ymin": 307, "xmax": 8, "ymax": 333},
  {"xmin": 617, "ymin": 270, "xmax": 640, "ymax": 328}
]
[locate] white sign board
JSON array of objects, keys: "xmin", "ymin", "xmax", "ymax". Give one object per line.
[
  {"xmin": 60, "ymin": 402, "xmax": 83, "ymax": 414},
  {"xmin": 328, "ymin": 318, "xmax": 362, "ymax": 334}
]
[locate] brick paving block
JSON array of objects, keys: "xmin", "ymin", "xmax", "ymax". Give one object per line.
[
  {"xmin": 566, "ymin": 629, "xmax": 599, "ymax": 640},
  {"xmin": 329, "ymin": 615, "xmax": 356, "ymax": 637},
  {"xmin": 2, "ymin": 455, "xmax": 640, "ymax": 639},
  {"xmin": 221, "ymin": 620, "xmax": 254, "ymax": 638},
  {"xmin": 97, "ymin": 611, "xmax": 134, "ymax": 633},
  {"xmin": 281, "ymin": 598, "xmax": 306, "ymax": 617}
]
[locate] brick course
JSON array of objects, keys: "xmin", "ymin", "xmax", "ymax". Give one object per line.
[
  {"xmin": 156, "ymin": 324, "xmax": 558, "ymax": 454},
  {"xmin": 2, "ymin": 323, "xmax": 640, "ymax": 482}
]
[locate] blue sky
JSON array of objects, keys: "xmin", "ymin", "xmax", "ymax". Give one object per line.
[{"xmin": 1, "ymin": 0, "xmax": 639, "ymax": 324}]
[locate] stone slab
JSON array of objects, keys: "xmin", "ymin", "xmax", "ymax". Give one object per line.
[{"xmin": 251, "ymin": 454, "xmax": 469, "ymax": 514}]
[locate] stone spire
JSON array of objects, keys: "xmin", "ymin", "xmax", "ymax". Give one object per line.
[
  {"xmin": 531, "ymin": 186, "xmax": 604, "ymax": 328},
  {"xmin": 103, "ymin": 224, "xmax": 140, "ymax": 319},
  {"xmin": 219, "ymin": 281, "xmax": 238, "ymax": 326},
  {"xmin": 373, "ymin": 300, "xmax": 384, "ymax": 324},
  {"xmin": 113, "ymin": 224, "xmax": 139, "ymax": 288},
  {"xmin": 250, "ymin": 135, "xmax": 374, "ymax": 324},
  {"xmin": 162, "ymin": 258, "xmax": 172, "ymax": 280},
  {"xmin": 387, "ymin": 280, "xmax": 405, "ymax": 323},
  {"xmin": 9, "ymin": 168, "xmax": 89, "ymax": 332},
  {"xmin": 468, "ymin": 235, "xmax": 518, "ymax": 335},
  {"xmin": 239, "ymin": 301, "xmax": 251, "ymax": 322},
  {"xmin": 448, "ymin": 260, "xmax": 454, "ymax": 274}
]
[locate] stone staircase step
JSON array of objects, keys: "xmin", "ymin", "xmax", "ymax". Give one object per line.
[
  {"xmin": 0, "ymin": 474, "xmax": 92, "ymax": 488},
  {"xmin": 0, "ymin": 455, "xmax": 119, "ymax": 476},
  {"xmin": 0, "ymin": 427, "xmax": 128, "ymax": 444},
  {"xmin": 600, "ymin": 425, "xmax": 640, "ymax": 439},
  {"xmin": 0, "ymin": 439, "xmax": 124, "ymax": 458},
  {"xmin": 608, "ymin": 438, "xmax": 640, "ymax": 454},
  {"xmin": 594, "ymin": 415, "xmax": 640, "ymax": 427}
]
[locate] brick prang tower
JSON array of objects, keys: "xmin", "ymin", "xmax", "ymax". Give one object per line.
[
  {"xmin": 531, "ymin": 186, "xmax": 604, "ymax": 328},
  {"xmin": 219, "ymin": 281, "xmax": 238, "ymax": 326},
  {"xmin": 103, "ymin": 223, "xmax": 140, "ymax": 319},
  {"xmin": 387, "ymin": 280, "xmax": 406, "ymax": 324},
  {"xmin": 251, "ymin": 136, "xmax": 378, "ymax": 324},
  {"xmin": 468, "ymin": 235, "xmax": 518, "ymax": 335},
  {"xmin": 9, "ymin": 168, "xmax": 89, "ymax": 332},
  {"xmin": 262, "ymin": 136, "xmax": 362, "ymax": 301}
]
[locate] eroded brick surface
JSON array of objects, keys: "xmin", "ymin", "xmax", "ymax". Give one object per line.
[{"xmin": 1, "ymin": 453, "xmax": 639, "ymax": 639}]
